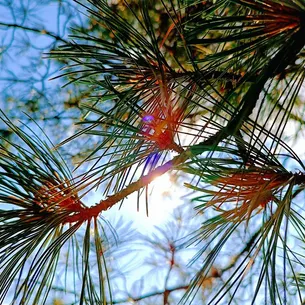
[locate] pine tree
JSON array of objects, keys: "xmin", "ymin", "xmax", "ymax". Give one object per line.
[{"xmin": 2, "ymin": 0, "xmax": 305, "ymax": 304}]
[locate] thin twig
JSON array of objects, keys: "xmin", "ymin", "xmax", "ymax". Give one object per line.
[{"xmin": 0, "ymin": 22, "xmax": 67, "ymax": 43}]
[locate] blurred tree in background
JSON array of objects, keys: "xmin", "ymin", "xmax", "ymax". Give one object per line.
[{"xmin": 2, "ymin": 0, "xmax": 305, "ymax": 304}]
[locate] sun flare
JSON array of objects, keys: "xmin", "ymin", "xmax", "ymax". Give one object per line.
[{"xmin": 150, "ymin": 173, "xmax": 172, "ymax": 196}]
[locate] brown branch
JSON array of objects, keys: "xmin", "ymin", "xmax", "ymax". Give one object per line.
[{"xmin": 64, "ymin": 150, "xmax": 191, "ymax": 223}]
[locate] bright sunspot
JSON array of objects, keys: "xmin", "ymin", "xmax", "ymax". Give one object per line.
[
  {"xmin": 150, "ymin": 172, "xmax": 172, "ymax": 195},
  {"xmin": 114, "ymin": 172, "xmax": 183, "ymax": 232},
  {"xmin": 145, "ymin": 172, "xmax": 178, "ymax": 225}
]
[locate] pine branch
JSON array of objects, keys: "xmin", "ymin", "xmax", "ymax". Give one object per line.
[
  {"xmin": 65, "ymin": 150, "xmax": 189, "ymax": 222},
  {"xmin": 191, "ymin": 17, "xmax": 305, "ymax": 151},
  {"xmin": 3, "ymin": 1, "xmax": 305, "ymax": 303},
  {"xmin": 62, "ymin": 6, "xmax": 305, "ymax": 228},
  {"xmin": 65, "ymin": 28, "xmax": 305, "ymax": 223}
]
